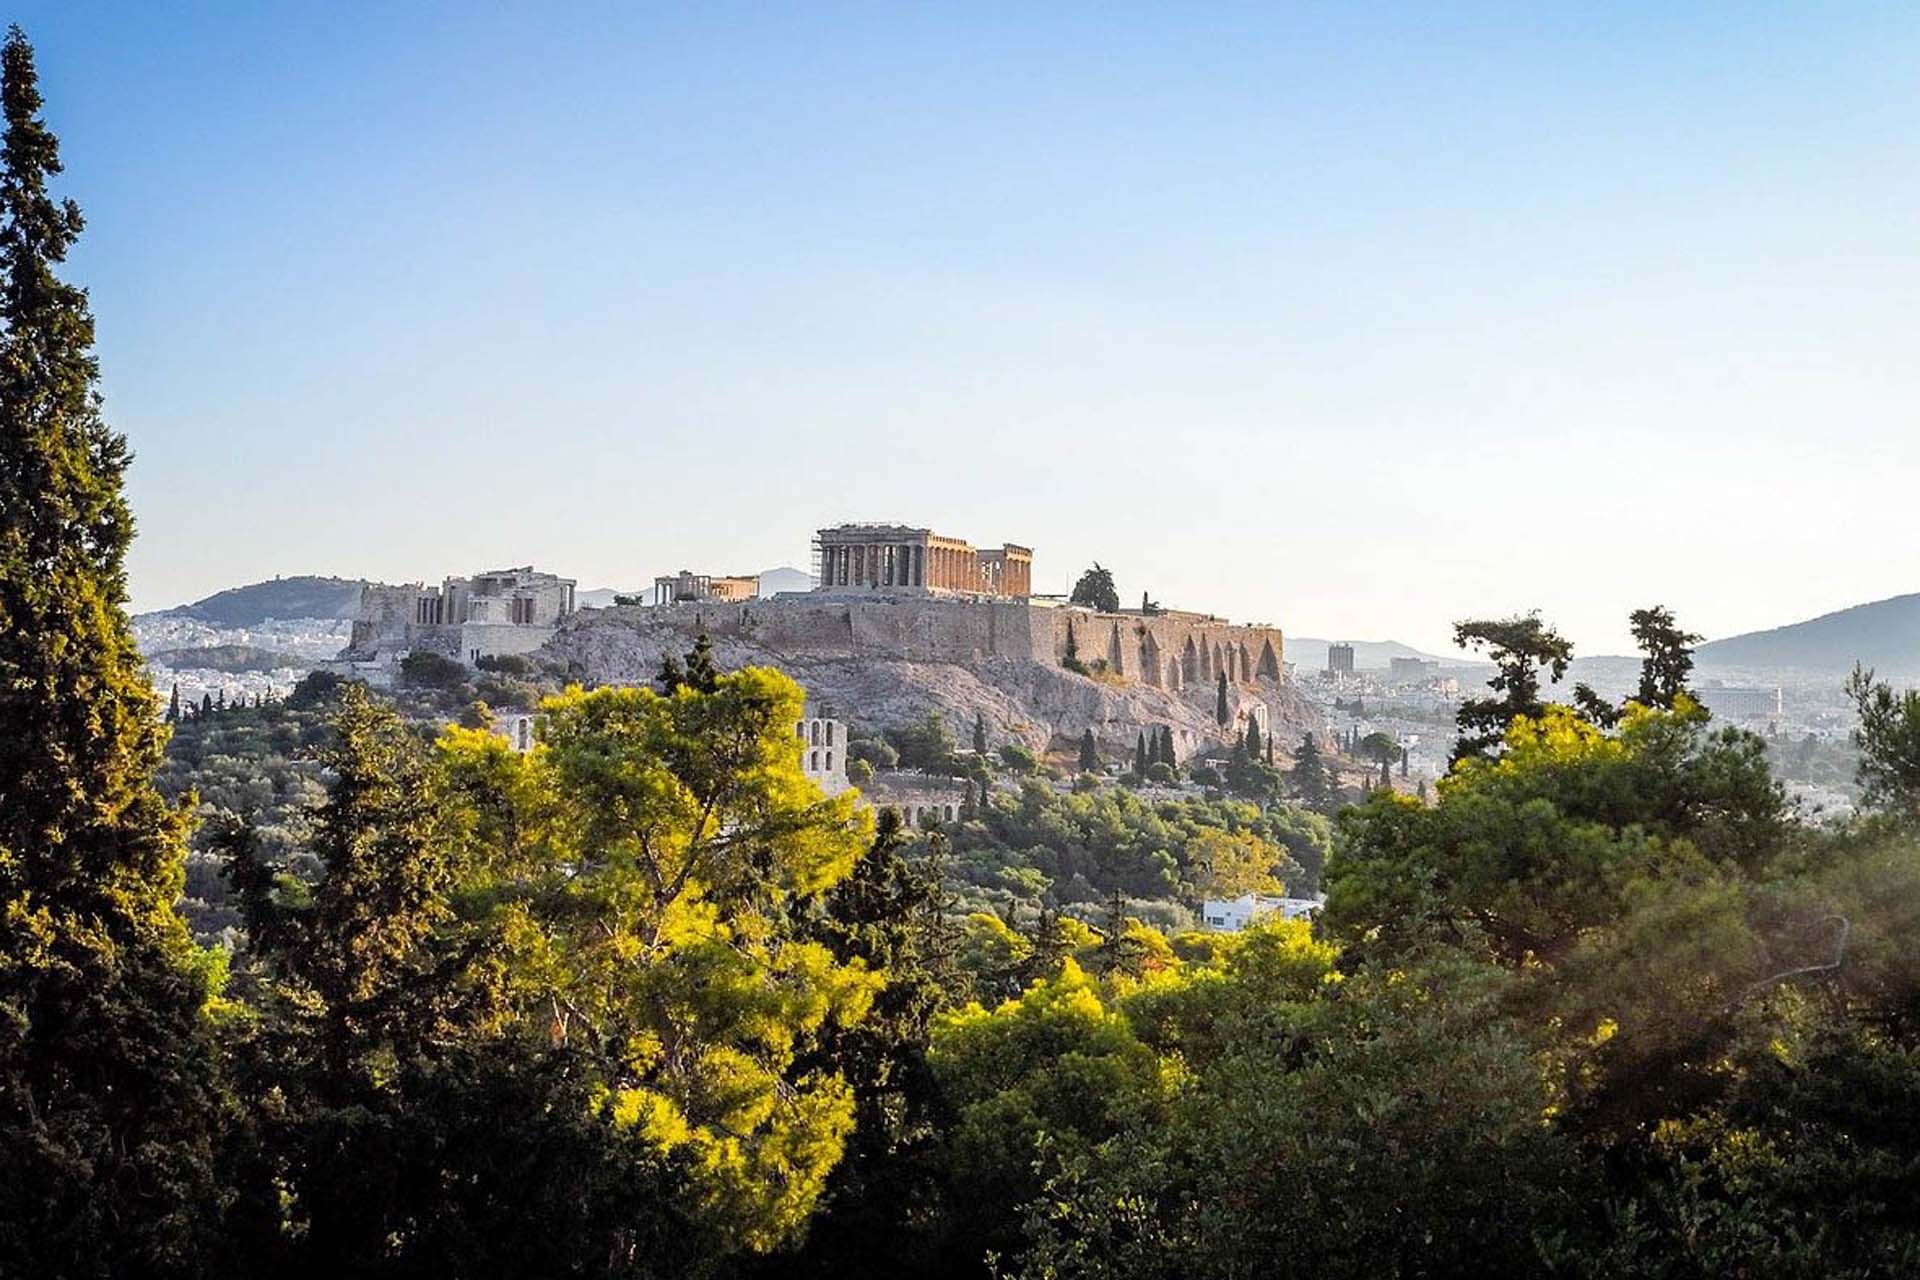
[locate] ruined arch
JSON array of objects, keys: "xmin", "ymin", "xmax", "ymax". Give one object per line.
[
  {"xmin": 1181, "ymin": 636, "xmax": 1199, "ymax": 683},
  {"xmin": 1139, "ymin": 632, "xmax": 1162, "ymax": 688},
  {"xmin": 1166, "ymin": 656, "xmax": 1183, "ymax": 690},
  {"xmin": 1239, "ymin": 642, "xmax": 1253, "ymax": 683},
  {"xmin": 1213, "ymin": 643, "xmax": 1227, "ymax": 682},
  {"xmin": 1109, "ymin": 623, "xmax": 1125, "ymax": 676},
  {"xmin": 1198, "ymin": 641, "xmax": 1212, "ymax": 681},
  {"xmin": 1257, "ymin": 638, "xmax": 1281, "ymax": 682}
]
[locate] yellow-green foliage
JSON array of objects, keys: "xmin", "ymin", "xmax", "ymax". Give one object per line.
[
  {"xmin": 927, "ymin": 920, "xmax": 1338, "ymax": 1255},
  {"xmin": 435, "ymin": 667, "xmax": 878, "ymax": 1253},
  {"xmin": 1180, "ymin": 827, "xmax": 1289, "ymax": 899},
  {"xmin": 1325, "ymin": 700, "xmax": 1787, "ymax": 963}
]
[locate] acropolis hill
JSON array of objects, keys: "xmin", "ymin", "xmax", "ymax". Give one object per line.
[
  {"xmin": 541, "ymin": 523, "xmax": 1317, "ymax": 761},
  {"xmin": 334, "ymin": 522, "xmax": 1317, "ymax": 761}
]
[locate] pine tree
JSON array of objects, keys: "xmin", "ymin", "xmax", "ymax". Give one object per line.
[
  {"xmin": 1078, "ymin": 728, "xmax": 1100, "ymax": 773},
  {"xmin": 1069, "ymin": 564, "xmax": 1120, "ymax": 614},
  {"xmin": 656, "ymin": 648, "xmax": 686, "ymax": 694},
  {"xmin": 1216, "ymin": 671, "xmax": 1230, "ymax": 724},
  {"xmin": 0, "ymin": 28, "xmax": 221, "ymax": 1272},
  {"xmin": 215, "ymin": 687, "xmax": 226, "ymax": 712},
  {"xmin": 973, "ymin": 711, "xmax": 988, "ymax": 755}
]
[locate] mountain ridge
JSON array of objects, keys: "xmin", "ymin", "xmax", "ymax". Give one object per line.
[{"xmin": 1695, "ymin": 592, "xmax": 1920, "ymax": 674}]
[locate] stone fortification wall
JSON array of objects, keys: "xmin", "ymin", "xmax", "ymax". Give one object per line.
[
  {"xmin": 583, "ymin": 595, "xmax": 1284, "ymax": 680},
  {"xmin": 541, "ymin": 596, "xmax": 1315, "ymax": 764}
]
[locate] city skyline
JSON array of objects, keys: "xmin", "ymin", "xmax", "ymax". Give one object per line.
[{"xmin": 22, "ymin": 2, "xmax": 1920, "ymax": 655}]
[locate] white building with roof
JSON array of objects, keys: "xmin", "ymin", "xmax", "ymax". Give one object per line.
[{"xmin": 1201, "ymin": 892, "xmax": 1322, "ymax": 932}]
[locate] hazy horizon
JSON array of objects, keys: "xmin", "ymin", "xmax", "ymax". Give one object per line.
[{"xmin": 24, "ymin": 2, "xmax": 1920, "ymax": 656}]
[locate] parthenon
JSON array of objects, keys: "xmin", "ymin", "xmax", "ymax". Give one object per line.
[{"xmin": 814, "ymin": 523, "xmax": 1033, "ymax": 597}]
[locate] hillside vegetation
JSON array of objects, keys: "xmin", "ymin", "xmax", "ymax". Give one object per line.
[{"xmin": 157, "ymin": 574, "xmax": 368, "ymax": 626}]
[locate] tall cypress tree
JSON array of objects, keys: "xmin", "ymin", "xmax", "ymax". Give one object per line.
[
  {"xmin": 1078, "ymin": 728, "xmax": 1100, "ymax": 773},
  {"xmin": 167, "ymin": 680, "xmax": 180, "ymax": 724},
  {"xmin": 1134, "ymin": 731, "xmax": 1147, "ymax": 777},
  {"xmin": 0, "ymin": 27, "xmax": 221, "ymax": 1274},
  {"xmin": 1215, "ymin": 671, "xmax": 1229, "ymax": 724}
]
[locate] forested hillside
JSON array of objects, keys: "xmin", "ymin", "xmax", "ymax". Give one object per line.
[{"xmin": 154, "ymin": 574, "xmax": 369, "ymax": 626}]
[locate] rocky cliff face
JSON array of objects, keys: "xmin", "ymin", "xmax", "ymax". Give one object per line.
[{"xmin": 540, "ymin": 603, "xmax": 1323, "ymax": 762}]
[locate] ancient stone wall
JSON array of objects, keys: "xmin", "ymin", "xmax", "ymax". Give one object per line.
[
  {"xmin": 540, "ymin": 596, "xmax": 1311, "ymax": 765},
  {"xmin": 607, "ymin": 597, "xmax": 1284, "ymax": 683}
]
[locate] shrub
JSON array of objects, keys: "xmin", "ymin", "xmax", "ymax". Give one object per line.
[
  {"xmin": 849, "ymin": 736, "xmax": 900, "ymax": 770},
  {"xmin": 400, "ymin": 650, "xmax": 468, "ymax": 691},
  {"xmin": 286, "ymin": 668, "xmax": 349, "ymax": 710}
]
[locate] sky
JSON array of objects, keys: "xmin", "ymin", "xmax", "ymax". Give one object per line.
[{"xmin": 18, "ymin": 2, "xmax": 1920, "ymax": 655}]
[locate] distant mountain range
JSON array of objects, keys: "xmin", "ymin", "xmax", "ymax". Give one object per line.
[
  {"xmin": 1696, "ymin": 593, "xmax": 1920, "ymax": 674},
  {"xmin": 152, "ymin": 575, "xmax": 369, "ymax": 627}
]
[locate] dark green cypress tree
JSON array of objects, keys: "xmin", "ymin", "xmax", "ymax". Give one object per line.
[
  {"xmin": 1023, "ymin": 907, "xmax": 1070, "ymax": 984},
  {"xmin": 1289, "ymin": 733, "xmax": 1330, "ymax": 811},
  {"xmin": 201, "ymin": 691, "xmax": 214, "ymax": 718},
  {"xmin": 655, "ymin": 648, "xmax": 685, "ymax": 694},
  {"xmin": 1134, "ymin": 731, "xmax": 1147, "ymax": 777},
  {"xmin": 1078, "ymin": 728, "xmax": 1099, "ymax": 773},
  {"xmin": 973, "ymin": 711, "xmax": 988, "ymax": 755},
  {"xmin": 780, "ymin": 808, "xmax": 951, "ymax": 1272},
  {"xmin": 0, "ymin": 28, "xmax": 222, "ymax": 1273},
  {"xmin": 167, "ymin": 680, "xmax": 180, "ymax": 724},
  {"xmin": 1216, "ymin": 671, "xmax": 1229, "ymax": 724},
  {"xmin": 1244, "ymin": 715, "xmax": 1261, "ymax": 758},
  {"xmin": 684, "ymin": 631, "xmax": 720, "ymax": 692}
]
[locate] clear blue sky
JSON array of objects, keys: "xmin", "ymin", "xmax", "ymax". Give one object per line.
[{"xmin": 21, "ymin": 2, "xmax": 1920, "ymax": 654}]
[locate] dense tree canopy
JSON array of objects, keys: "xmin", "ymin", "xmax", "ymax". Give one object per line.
[
  {"xmin": 21, "ymin": 21, "xmax": 1920, "ymax": 1277},
  {"xmin": 0, "ymin": 29, "xmax": 223, "ymax": 1276},
  {"xmin": 1451, "ymin": 613, "xmax": 1575, "ymax": 761}
]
